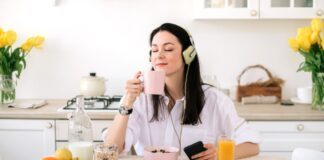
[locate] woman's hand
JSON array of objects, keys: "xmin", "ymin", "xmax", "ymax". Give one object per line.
[
  {"xmin": 191, "ymin": 144, "xmax": 218, "ymax": 160},
  {"xmin": 123, "ymin": 71, "xmax": 144, "ymax": 107}
]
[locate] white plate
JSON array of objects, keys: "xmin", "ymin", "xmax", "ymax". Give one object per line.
[{"xmin": 291, "ymin": 97, "xmax": 311, "ymax": 104}]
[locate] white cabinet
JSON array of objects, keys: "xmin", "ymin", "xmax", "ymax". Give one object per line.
[
  {"xmin": 55, "ymin": 120, "xmax": 113, "ymax": 148},
  {"xmin": 194, "ymin": 0, "xmax": 324, "ymax": 19},
  {"xmin": 249, "ymin": 121, "xmax": 324, "ymax": 157},
  {"xmin": 194, "ymin": 0, "xmax": 259, "ymax": 19},
  {"xmin": 260, "ymin": 0, "xmax": 324, "ymax": 19},
  {"xmin": 0, "ymin": 119, "xmax": 55, "ymax": 160}
]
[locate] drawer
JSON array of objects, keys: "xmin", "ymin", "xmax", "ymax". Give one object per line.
[
  {"xmin": 249, "ymin": 121, "xmax": 324, "ymax": 152},
  {"xmin": 56, "ymin": 120, "xmax": 113, "ymax": 141},
  {"xmin": 249, "ymin": 121, "xmax": 324, "ymax": 132}
]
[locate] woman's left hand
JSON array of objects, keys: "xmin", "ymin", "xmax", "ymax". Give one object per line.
[{"xmin": 191, "ymin": 143, "xmax": 218, "ymax": 160}]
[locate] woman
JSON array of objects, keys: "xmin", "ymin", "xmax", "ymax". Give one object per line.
[{"xmin": 105, "ymin": 23, "xmax": 260, "ymax": 160}]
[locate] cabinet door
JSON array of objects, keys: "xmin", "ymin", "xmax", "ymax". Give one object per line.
[
  {"xmin": 249, "ymin": 121, "xmax": 324, "ymax": 154},
  {"xmin": 260, "ymin": 0, "xmax": 324, "ymax": 19},
  {"xmin": 0, "ymin": 119, "xmax": 55, "ymax": 160},
  {"xmin": 194, "ymin": 0, "xmax": 259, "ymax": 19}
]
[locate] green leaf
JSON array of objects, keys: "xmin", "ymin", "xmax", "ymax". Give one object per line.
[
  {"xmin": 22, "ymin": 58, "xmax": 26, "ymax": 69},
  {"xmin": 0, "ymin": 66, "xmax": 3, "ymax": 75},
  {"xmin": 16, "ymin": 63, "xmax": 23, "ymax": 78},
  {"xmin": 12, "ymin": 48, "xmax": 20, "ymax": 60}
]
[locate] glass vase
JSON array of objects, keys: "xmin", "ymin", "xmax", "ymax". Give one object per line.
[
  {"xmin": 0, "ymin": 75, "xmax": 16, "ymax": 104},
  {"xmin": 312, "ymin": 72, "xmax": 324, "ymax": 111}
]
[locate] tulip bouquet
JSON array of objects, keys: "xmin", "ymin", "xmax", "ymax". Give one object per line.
[
  {"xmin": 288, "ymin": 18, "xmax": 324, "ymax": 110},
  {"xmin": 0, "ymin": 28, "xmax": 44, "ymax": 103}
]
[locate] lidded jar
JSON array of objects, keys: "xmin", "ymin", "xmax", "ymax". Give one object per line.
[{"xmin": 80, "ymin": 72, "xmax": 107, "ymax": 97}]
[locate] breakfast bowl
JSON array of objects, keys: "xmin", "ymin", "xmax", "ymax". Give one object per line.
[{"xmin": 143, "ymin": 146, "xmax": 179, "ymax": 160}]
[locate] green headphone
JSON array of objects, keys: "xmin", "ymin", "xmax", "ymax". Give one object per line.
[
  {"xmin": 149, "ymin": 30, "xmax": 197, "ymax": 65},
  {"xmin": 182, "ymin": 31, "xmax": 197, "ymax": 65}
]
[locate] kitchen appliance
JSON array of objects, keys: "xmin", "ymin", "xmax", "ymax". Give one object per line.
[{"xmin": 58, "ymin": 95, "xmax": 121, "ymax": 112}]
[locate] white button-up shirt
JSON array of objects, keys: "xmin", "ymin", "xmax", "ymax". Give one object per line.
[{"xmin": 105, "ymin": 85, "xmax": 260, "ymax": 155}]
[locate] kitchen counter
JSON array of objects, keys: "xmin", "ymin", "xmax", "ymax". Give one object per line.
[
  {"xmin": 0, "ymin": 99, "xmax": 117, "ymax": 120},
  {"xmin": 0, "ymin": 99, "xmax": 323, "ymax": 120}
]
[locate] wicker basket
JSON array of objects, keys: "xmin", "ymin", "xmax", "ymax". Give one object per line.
[{"xmin": 236, "ymin": 64, "xmax": 282, "ymax": 102}]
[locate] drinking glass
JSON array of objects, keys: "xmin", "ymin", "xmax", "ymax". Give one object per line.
[{"xmin": 218, "ymin": 135, "xmax": 235, "ymax": 160}]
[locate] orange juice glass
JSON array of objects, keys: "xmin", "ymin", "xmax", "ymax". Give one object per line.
[{"xmin": 218, "ymin": 135, "xmax": 235, "ymax": 160}]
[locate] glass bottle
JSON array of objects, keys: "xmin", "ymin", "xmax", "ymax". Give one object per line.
[{"xmin": 68, "ymin": 95, "xmax": 94, "ymax": 160}]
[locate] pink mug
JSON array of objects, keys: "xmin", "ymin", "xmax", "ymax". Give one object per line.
[{"xmin": 143, "ymin": 71, "xmax": 165, "ymax": 95}]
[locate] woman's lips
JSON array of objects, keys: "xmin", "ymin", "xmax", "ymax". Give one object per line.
[{"xmin": 155, "ymin": 63, "xmax": 167, "ymax": 67}]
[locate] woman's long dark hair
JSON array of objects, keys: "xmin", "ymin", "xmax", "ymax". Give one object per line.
[{"xmin": 149, "ymin": 23, "xmax": 205, "ymax": 125}]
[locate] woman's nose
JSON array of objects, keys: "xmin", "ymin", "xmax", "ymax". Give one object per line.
[{"xmin": 157, "ymin": 51, "xmax": 165, "ymax": 58}]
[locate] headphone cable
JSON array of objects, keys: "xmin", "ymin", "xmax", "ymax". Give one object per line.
[{"xmin": 182, "ymin": 63, "xmax": 190, "ymax": 122}]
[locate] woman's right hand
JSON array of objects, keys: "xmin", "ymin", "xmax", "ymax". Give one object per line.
[{"xmin": 123, "ymin": 71, "xmax": 144, "ymax": 107}]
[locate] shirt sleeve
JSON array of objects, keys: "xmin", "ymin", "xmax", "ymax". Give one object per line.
[
  {"xmin": 219, "ymin": 95, "xmax": 261, "ymax": 145},
  {"xmin": 123, "ymin": 105, "xmax": 141, "ymax": 152}
]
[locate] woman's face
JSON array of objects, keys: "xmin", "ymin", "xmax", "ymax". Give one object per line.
[{"xmin": 150, "ymin": 31, "xmax": 184, "ymax": 77}]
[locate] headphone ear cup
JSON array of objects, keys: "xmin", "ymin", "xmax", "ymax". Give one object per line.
[{"xmin": 183, "ymin": 46, "xmax": 197, "ymax": 65}]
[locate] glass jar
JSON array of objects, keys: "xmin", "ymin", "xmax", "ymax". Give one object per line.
[
  {"xmin": 0, "ymin": 75, "xmax": 16, "ymax": 104},
  {"xmin": 94, "ymin": 143, "xmax": 118, "ymax": 160},
  {"xmin": 68, "ymin": 95, "xmax": 94, "ymax": 160}
]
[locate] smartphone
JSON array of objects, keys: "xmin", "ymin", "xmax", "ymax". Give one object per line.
[
  {"xmin": 280, "ymin": 99, "xmax": 294, "ymax": 106},
  {"xmin": 183, "ymin": 141, "xmax": 207, "ymax": 160}
]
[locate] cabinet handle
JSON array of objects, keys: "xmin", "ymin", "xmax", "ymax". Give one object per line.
[
  {"xmin": 101, "ymin": 127, "xmax": 109, "ymax": 134},
  {"xmin": 250, "ymin": 10, "xmax": 257, "ymax": 16},
  {"xmin": 316, "ymin": 10, "xmax": 323, "ymax": 16},
  {"xmin": 297, "ymin": 124, "xmax": 304, "ymax": 131},
  {"xmin": 46, "ymin": 122, "xmax": 53, "ymax": 129}
]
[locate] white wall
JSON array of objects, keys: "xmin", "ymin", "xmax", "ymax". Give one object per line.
[{"xmin": 0, "ymin": 0, "xmax": 311, "ymax": 99}]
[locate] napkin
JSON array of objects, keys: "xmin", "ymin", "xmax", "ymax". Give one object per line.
[{"xmin": 8, "ymin": 100, "xmax": 47, "ymax": 109}]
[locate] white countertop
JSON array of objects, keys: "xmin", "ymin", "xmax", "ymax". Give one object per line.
[{"xmin": 0, "ymin": 99, "xmax": 323, "ymax": 120}]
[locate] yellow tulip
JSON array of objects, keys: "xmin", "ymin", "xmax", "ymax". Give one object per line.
[
  {"xmin": 300, "ymin": 39, "xmax": 311, "ymax": 51},
  {"xmin": 311, "ymin": 18, "xmax": 322, "ymax": 32},
  {"xmin": 21, "ymin": 36, "xmax": 45, "ymax": 52},
  {"xmin": 320, "ymin": 30, "xmax": 324, "ymax": 40},
  {"xmin": 4, "ymin": 30, "xmax": 17, "ymax": 46},
  {"xmin": 32, "ymin": 36, "xmax": 45, "ymax": 48},
  {"xmin": 21, "ymin": 42, "xmax": 33, "ymax": 53},
  {"xmin": 296, "ymin": 31, "xmax": 311, "ymax": 52},
  {"xmin": 298, "ymin": 27, "xmax": 312, "ymax": 37},
  {"xmin": 310, "ymin": 31, "xmax": 319, "ymax": 44},
  {"xmin": 0, "ymin": 28, "xmax": 4, "ymax": 36},
  {"xmin": 0, "ymin": 35, "xmax": 5, "ymax": 48},
  {"xmin": 21, "ymin": 37, "xmax": 35, "ymax": 53},
  {"xmin": 26, "ymin": 37, "xmax": 35, "ymax": 44},
  {"xmin": 288, "ymin": 38, "xmax": 299, "ymax": 51},
  {"xmin": 296, "ymin": 34, "xmax": 307, "ymax": 46}
]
